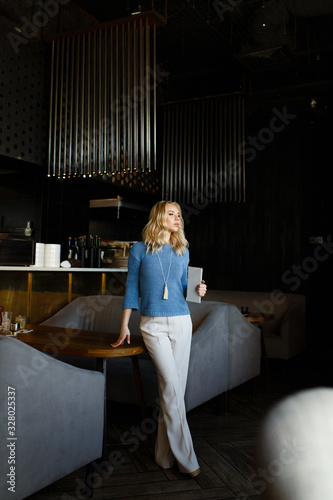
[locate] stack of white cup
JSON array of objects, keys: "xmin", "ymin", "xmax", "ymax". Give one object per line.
[
  {"xmin": 34, "ymin": 243, "xmax": 45, "ymax": 267},
  {"xmin": 44, "ymin": 244, "xmax": 61, "ymax": 268}
]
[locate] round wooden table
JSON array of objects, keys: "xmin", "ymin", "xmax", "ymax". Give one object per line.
[{"xmin": 14, "ymin": 323, "xmax": 146, "ymax": 359}]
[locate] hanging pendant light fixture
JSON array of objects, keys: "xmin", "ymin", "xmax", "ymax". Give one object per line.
[{"xmin": 47, "ymin": 11, "xmax": 164, "ymax": 179}]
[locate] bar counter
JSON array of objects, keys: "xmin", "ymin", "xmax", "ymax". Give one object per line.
[
  {"xmin": 0, "ymin": 266, "xmax": 128, "ymax": 324},
  {"xmin": 0, "ymin": 266, "xmax": 128, "ymax": 272}
]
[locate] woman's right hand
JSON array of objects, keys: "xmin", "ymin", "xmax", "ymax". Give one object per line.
[
  {"xmin": 111, "ymin": 325, "xmax": 131, "ymax": 347},
  {"xmin": 111, "ymin": 308, "xmax": 132, "ymax": 347}
]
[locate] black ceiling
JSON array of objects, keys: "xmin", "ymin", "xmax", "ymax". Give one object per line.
[
  {"xmin": 2, "ymin": 0, "xmax": 333, "ymax": 101},
  {"xmin": 70, "ymin": 0, "xmax": 333, "ymax": 101}
]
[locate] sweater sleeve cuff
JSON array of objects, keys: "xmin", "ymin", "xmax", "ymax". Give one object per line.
[{"xmin": 122, "ymin": 299, "xmax": 139, "ymax": 311}]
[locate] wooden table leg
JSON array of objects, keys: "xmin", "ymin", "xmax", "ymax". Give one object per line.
[
  {"xmin": 96, "ymin": 357, "xmax": 107, "ymax": 459},
  {"xmin": 85, "ymin": 355, "xmax": 147, "ymax": 496},
  {"xmin": 258, "ymin": 323, "xmax": 269, "ymax": 373},
  {"xmin": 85, "ymin": 463, "xmax": 94, "ymax": 498},
  {"xmin": 85, "ymin": 357, "xmax": 106, "ymax": 497},
  {"xmin": 131, "ymin": 356, "xmax": 147, "ymax": 418}
]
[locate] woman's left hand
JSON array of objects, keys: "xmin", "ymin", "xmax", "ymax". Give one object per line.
[{"xmin": 196, "ymin": 280, "xmax": 207, "ymax": 297}]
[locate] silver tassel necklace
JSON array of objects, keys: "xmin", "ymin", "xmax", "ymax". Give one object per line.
[{"xmin": 157, "ymin": 248, "xmax": 172, "ymax": 300}]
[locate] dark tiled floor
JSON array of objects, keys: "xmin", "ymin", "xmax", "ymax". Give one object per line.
[{"xmin": 26, "ymin": 351, "xmax": 332, "ymax": 500}]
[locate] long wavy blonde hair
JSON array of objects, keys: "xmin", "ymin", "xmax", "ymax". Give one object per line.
[{"xmin": 142, "ymin": 201, "xmax": 188, "ymax": 255}]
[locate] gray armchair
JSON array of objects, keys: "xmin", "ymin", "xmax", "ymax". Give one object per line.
[{"xmin": 0, "ymin": 334, "xmax": 105, "ymax": 500}]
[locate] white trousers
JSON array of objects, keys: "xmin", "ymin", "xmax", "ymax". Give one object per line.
[{"xmin": 140, "ymin": 315, "xmax": 199, "ymax": 474}]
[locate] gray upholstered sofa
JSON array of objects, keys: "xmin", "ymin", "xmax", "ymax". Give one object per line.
[
  {"xmin": 204, "ymin": 290, "xmax": 306, "ymax": 360},
  {"xmin": 0, "ymin": 334, "xmax": 105, "ymax": 500},
  {"xmin": 41, "ymin": 295, "xmax": 261, "ymax": 411}
]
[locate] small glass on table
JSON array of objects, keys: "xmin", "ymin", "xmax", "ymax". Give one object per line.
[{"xmin": 15, "ymin": 314, "xmax": 27, "ymax": 329}]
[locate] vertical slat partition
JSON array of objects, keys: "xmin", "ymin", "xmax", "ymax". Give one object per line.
[
  {"xmin": 103, "ymin": 28, "xmax": 108, "ymax": 174},
  {"xmin": 97, "ymin": 29, "xmax": 102, "ymax": 175},
  {"xmin": 139, "ymin": 19, "xmax": 145, "ymax": 171},
  {"xmin": 152, "ymin": 24, "xmax": 157, "ymax": 173},
  {"xmin": 86, "ymin": 32, "xmax": 91, "ymax": 177},
  {"xmin": 73, "ymin": 37, "xmax": 80, "ymax": 176},
  {"xmin": 162, "ymin": 94, "xmax": 245, "ymax": 203},
  {"xmin": 52, "ymin": 40, "xmax": 59, "ymax": 177},
  {"xmin": 110, "ymin": 25, "xmax": 115, "ymax": 174},
  {"xmin": 80, "ymin": 33, "xmax": 85, "ymax": 176},
  {"xmin": 127, "ymin": 24, "xmax": 132, "ymax": 172},
  {"xmin": 47, "ymin": 41, "xmax": 55, "ymax": 177},
  {"xmin": 58, "ymin": 38, "xmax": 64, "ymax": 178},
  {"xmin": 68, "ymin": 37, "xmax": 74, "ymax": 177},
  {"xmin": 145, "ymin": 17, "xmax": 150, "ymax": 172}
]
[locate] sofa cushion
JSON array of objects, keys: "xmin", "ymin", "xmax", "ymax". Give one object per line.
[
  {"xmin": 204, "ymin": 290, "xmax": 306, "ymax": 359},
  {"xmin": 42, "ymin": 294, "xmax": 142, "ymax": 336},
  {"xmin": 204, "ymin": 290, "xmax": 304, "ymax": 335}
]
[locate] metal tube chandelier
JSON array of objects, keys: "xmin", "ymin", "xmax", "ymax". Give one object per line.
[
  {"xmin": 161, "ymin": 94, "xmax": 246, "ymax": 203},
  {"xmin": 47, "ymin": 13, "xmax": 160, "ymax": 179}
]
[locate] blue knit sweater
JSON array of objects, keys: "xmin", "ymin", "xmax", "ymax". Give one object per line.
[{"xmin": 122, "ymin": 241, "xmax": 190, "ymax": 316}]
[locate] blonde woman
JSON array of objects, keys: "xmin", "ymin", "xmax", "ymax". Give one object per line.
[{"xmin": 112, "ymin": 200, "xmax": 207, "ymax": 477}]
